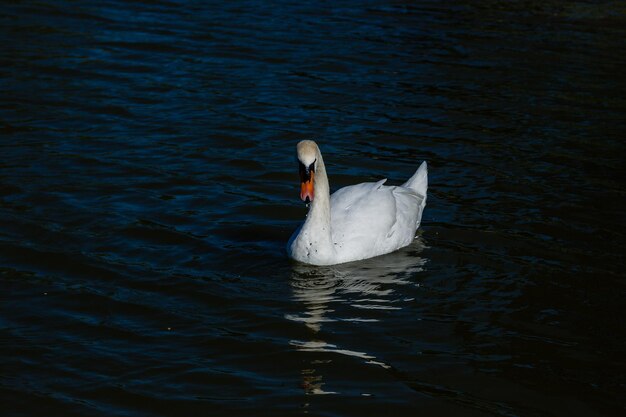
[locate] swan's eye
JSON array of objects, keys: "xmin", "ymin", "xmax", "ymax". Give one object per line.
[
  {"xmin": 298, "ymin": 159, "xmax": 315, "ymax": 182},
  {"xmin": 298, "ymin": 161, "xmax": 309, "ymax": 182}
]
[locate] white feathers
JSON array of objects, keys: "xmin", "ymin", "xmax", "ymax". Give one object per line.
[{"xmin": 287, "ymin": 141, "xmax": 428, "ymax": 266}]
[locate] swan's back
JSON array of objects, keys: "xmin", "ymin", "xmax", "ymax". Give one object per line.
[{"xmin": 329, "ymin": 162, "xmax": 427, "ymax": 263}]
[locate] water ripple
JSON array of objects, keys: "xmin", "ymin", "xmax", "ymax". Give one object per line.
[{"xmin": 2, "ymin": 0, "xmax": 625, "ymax": 416}]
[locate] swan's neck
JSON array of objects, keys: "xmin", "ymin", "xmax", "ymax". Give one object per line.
[{"xmin": 299, "ymin": 152, "xmax": 334, "ymax": 261}]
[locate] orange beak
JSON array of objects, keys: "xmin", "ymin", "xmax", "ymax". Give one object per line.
[{"xmin": 300, "ymin": 171, "xmax": 314, "ymax": 202}]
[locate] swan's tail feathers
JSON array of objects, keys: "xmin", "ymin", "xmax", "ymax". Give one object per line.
[{"xmin": 402, "ymin": 161, "xmax": 428, "ymax": 199}]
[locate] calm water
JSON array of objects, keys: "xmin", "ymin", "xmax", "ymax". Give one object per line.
[{"xmin": 1, "ymin": 1, "xmax": 625, "ymax": 416}]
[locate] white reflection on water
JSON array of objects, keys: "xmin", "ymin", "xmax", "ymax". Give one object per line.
[{"xmin": 287, "ymin": 238, "xmax": 427, "ymax": 395}]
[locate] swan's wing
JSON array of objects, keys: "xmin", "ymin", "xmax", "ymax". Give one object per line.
[
  {"xmin": 390, "ymin": 186, "xmax": 426, "ymax": 233},
  {"xmin": 330, "ymin": 179, "xmax": 387, "ymax": 212},
  {"xmin": 330, "ymin": 180, "xmax": 420, "ymax": 260},
  {"xmin": 330, "ymin": 180, "xmax": 393, "ymax": 240},
  {"xmin": 401, "ymin": 161, "xmax": 428, "ymax": 197}
]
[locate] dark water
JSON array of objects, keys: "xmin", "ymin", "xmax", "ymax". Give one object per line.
[{"xmin": 2, "ymin": 1, "xmax": 625, "ymax": 416}]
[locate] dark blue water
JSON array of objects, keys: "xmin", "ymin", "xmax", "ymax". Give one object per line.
[{"xmin": 2, "ymin": 1, "xmax": 625, "ymax": 416}]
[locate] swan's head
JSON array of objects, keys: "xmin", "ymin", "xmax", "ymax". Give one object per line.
[{"xmin": 296, "ymin": 140, "xmax": 318, "ymax": 203}]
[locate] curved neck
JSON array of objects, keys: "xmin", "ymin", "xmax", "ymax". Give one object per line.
[
  {"xmin": 310, "ymin": 152, "xmax": 330, "ymax": 219},
  {"xmin": 301, "ymin": 151, "xmax": 333, "ymax": 250}
]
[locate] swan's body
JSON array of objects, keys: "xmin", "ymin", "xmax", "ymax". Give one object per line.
[{"xmin": 287, "ymin": 140, "xmax": 427, "ymax": 266}]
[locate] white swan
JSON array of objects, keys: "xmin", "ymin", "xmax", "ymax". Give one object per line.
[{"xmin": 287, "ymin": 140, "xmax": 428, "ymax": 265}]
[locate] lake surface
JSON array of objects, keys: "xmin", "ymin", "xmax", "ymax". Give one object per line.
[{"xmin": 1, "ymin": 1, "xmax": 625, "ymax": 416}]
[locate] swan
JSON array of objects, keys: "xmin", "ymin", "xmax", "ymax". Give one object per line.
[{"xmin": 287, "ymin": 140, "xmax": 428, "ymax": 265}]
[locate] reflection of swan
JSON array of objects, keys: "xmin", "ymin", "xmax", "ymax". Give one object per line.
[
  {"xmin": 288, "ymin": 238, "xmax": 426, "ymax": 332},
  {"xmin": 300, "ymin": 366, "xmax": 336, "ymax": 395},
  {"xmin": 287, "ymin": 140, "xmax": 428, "ymax": 265},
  {"xmin": 287, "ymin": 240, "xmax": 427, "ymax": 394}
]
